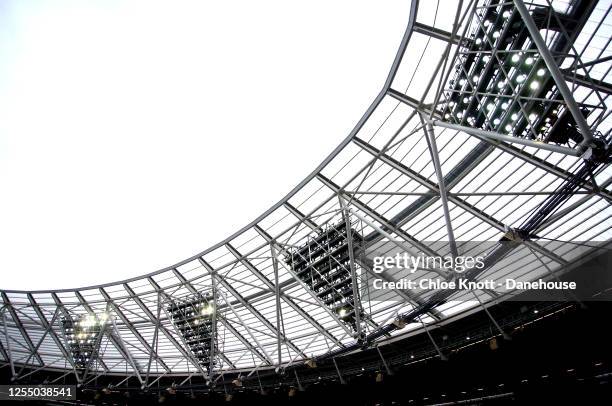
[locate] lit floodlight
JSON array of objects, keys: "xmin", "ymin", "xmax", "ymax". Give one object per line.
[
  {"xmin": 201, "ymin": 304, "xmax": 214, "ymax": 316},
  {"xmin": 511, "ymin": 54, "xmax": 520, "ymax": 63},
  {"xmin": 285, "ymin": 220, "xmax": 365, "ymax": 336},
  {"xmin": 525, "ymin": 57, "xmax": 534, "ymax": 65},
  {"xmin": 166, "ymin": 292, "xmax": 218, "ymax": 373},
  {"xmin": 537, "ymin": 68, "xmax": 546, "ymax": 77},
  {"xmin": 61, "ymin": 313, "xmax": 109, "ymax": 369},
  {"xmin": 529, "ymin": 81, "xmax": 540, "ymax": 90}
]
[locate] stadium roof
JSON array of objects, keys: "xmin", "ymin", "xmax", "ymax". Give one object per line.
[{"xmin": 1, "ymin": 0, "xmax": 611, "ymax": 387}]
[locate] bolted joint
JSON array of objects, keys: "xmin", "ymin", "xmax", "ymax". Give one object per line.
[{"xmin": 581, "ymin": 136, "xmax": 612, "ymax": 165}]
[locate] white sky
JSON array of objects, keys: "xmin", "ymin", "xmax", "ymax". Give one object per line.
[{"xmin": 0, "ymin": 0, "xmax": 409, "ymax": 290}]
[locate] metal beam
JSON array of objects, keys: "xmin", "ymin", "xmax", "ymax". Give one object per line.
[
  {"xmin": 317, "ymin": 174, "xmax": 451, "ymax": 263},
  {"xmin": 225, "ymin": 242, "xmax": 330, "ymax": 356},
  {"xmin": 109, "ymin": 317, "xmax": 144, "ymax": 385},
  {"xmin": 413, "ymin": 22, "xmax": 461, "ymax": 44},
  {"xmin": 153, "ymin": 272, "xmax": 238, "ymax": 372},
  {"xmin": 358, "ymin": 257, "xmax": 443, "ymax": 320},
  {"xmin": 98, "ymin": 288, "xmax": 170, "ymax": 373},
  {"xmin": 123, "ymin": 281, "xmax": 209, "ymax": 377},
  {"xmin": 339, "ymin": 196, "xmax": 363, "ymax": 338},
  {"xmin": 387, "ymin": 88, "xmax": 437, "ymax": 117},
  {"xmin": 271, "ymin": 245, "xmax": 283, "ymax": 366},
  {"xmin": 73, "ymin": 291, "xmax": 140, "ymax": 381},
  {"xmin": 469, "ymin": 134, "xmax": 612, "ymax": 200},
  {"xmin": 424, "ymin": 120, "xmax": 459, "ymax": 257},
  {"xmin": 26, "ymin": 295, "xmax": 78, "ymax": 378},
  {"xmin": 284, "ymin": 202, "xmax": 320, "ymax": 232},
  {"xmin": 254, "ymin": 227, "xmax": 348, "ymax": 347},
  {"xmin": 2, "ymin": 311, "xmax": 16, "ymax": 379},
  {"xmin": 184, "ymin": 258, "xmax": 270, "ymax": 364},
  {"xmin": 1, "ymin": 292, "xmax": 44, "ymax": 367},
  {"xmin": 352, "ymin": 136, "xmax": 568, "ymax": 265},
  {"xmin": 563, "ymin": 72, "xmax": 612, "ymax": 95},
  {"xmin": 0, "ymin": 335, "xmax": 8, "ymax": 362},
  {"xmin": 429, "ymin": 119, "xmax": 581, "ymax": 156}
]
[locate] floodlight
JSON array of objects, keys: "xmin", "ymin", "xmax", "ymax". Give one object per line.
[
  {"xmin": 537, "ymin": 68, "xmax": 546, "ymax": 76},
  {"xmin": 529, "ymin": 81, "xmax": 540, "ymax": 90},
  {"xmin": 61, "ymin": 313, "xmax": 108, "ymax": 369},
  {"xmin": 166, "ymin": 293, "xmax": 218, "ymax": 373},
  {"xmin": 286, "ymin": 220, "xmax": 365, "ymax": 335},
  {"xmin": 201, "ymin": 304, "xmax": 214, "ymax": 316}
]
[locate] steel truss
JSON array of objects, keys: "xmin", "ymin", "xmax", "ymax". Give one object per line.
[{"xmin": 1, "ymin": 0, "xmax": 611, "ymax": 388}]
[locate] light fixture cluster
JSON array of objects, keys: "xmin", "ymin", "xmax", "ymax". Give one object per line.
[
  {"xmin": 167, "ymin": 293, "xmax": 217, "ymax": 373},
  {"xmin": 439, "ymin": 1, "xmax": 587, "ymax": 145},
  {"xmin": 61, "ymin": 312, "xmax": 109, "ymax": 369},
  {"xmin": 286, "ymin": 220, "xmax": 365, "ymax": 335}
]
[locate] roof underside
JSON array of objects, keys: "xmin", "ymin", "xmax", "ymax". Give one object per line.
[{"xmin": 1, "ymin": 0, "xmax": 611, "ymax": 383}]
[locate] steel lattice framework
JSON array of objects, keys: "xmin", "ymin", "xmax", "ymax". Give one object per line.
[{"xmin": 1, "ymin": 0, "xmax": 612, "ymax": 390}]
